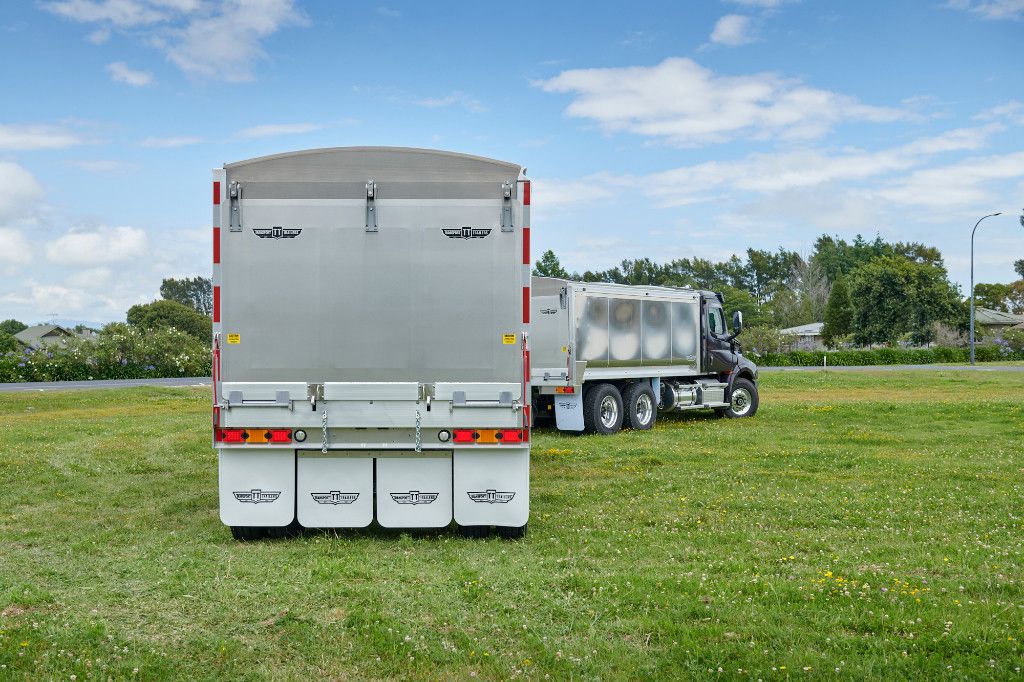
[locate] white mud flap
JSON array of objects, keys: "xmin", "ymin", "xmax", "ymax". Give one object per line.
[
  {"xmin": 218, "ymin": 447, "xmax": 295, "ymax": 527},
  {"xmin": 375, "ymin": 456, "xmax": 453, "ymax": 528},
  {"xmin": 555, "ymin": 391, "xmax": 584, "ymax": 431},
  {"xmin": 296, "ymin": 453, "xmax": 373, "ymax": 528},
  {"xmin": 453, "ymin": 447, "xmax": 529, "ymax": 527}
]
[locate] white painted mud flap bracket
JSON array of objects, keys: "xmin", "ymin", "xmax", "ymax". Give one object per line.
[{"xmin": 555, "ymin": 391, "xmax": 584, "ymax": 431}]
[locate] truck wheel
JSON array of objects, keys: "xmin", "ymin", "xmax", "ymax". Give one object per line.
[
  {"xmin": 230, "ymin": 526, "xmax": 266, "ymax": 541},
  {"xmin": 497, "ymin": 524, "xmax": 527, "ymax": 540},
  {"xmin": 584, "ymin": 383, "xmax": 623, "ymax": 434},
  {"xmin": 458, "ymin": 525, "xmax": 490, "ymax": 539},
  {"xmin": 724, "ymin": 378, "xmax": 759, "ymax": 418},
  {"xmin": 622, "ymin": 382, "xmax": 657, "ymax": 430}
]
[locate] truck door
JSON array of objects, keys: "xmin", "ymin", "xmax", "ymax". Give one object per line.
[{"xmin": 702, "ymin": 296, "xmax": 734, "ymax": 374}]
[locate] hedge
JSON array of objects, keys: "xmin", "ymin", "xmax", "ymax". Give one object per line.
[{"xmin": 754, "ymin": 345, "xmax": 1024, "ymax": 367}]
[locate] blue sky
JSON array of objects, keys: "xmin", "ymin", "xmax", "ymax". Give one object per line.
[{"xmin": 1, "ymin": 0, "xmax": 1022, "ymax": 324}]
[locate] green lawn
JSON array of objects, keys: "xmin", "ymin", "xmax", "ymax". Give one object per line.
[{"xmin": 1, "ymin": 371, "xmax": 1022, "ymax": 680}]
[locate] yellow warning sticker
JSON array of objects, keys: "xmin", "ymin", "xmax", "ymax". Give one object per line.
[
  {"xmin": 227, "ymin": 334, "xmax": 241, "ymax": 344},
  {"xmin": 502, "ymin": 333, "xmax": 517, "ymax": 345},
  {"xmin": 561, "ymin": 346, "xmax": 568, "ymax": 353}
]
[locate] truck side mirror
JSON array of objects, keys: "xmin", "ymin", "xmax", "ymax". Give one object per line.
[{"xmin": 732, "ymin": 310, "xmax": 743, "ymax": 334}]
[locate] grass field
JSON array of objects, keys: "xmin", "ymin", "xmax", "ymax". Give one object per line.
[{"xmin": 1, "ymin": 371, "xmax": 1022, "ymax": 680}]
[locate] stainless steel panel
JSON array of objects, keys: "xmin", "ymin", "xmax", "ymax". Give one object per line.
[
  {"xmin": 671, "ymin": 301, "xmax": 700, "ymax": 368},
  {"xmin": 609, "ymin": 298, "xmax": 641, "ymax": 367},
  {"xmin": 530, "ymin": 294, "xmax": 569, "ymax": 375},
  {"xmin": 577, "ymin": 296, "xmax": 609, "ymax": 368},
  {"xmin": 642, "ymin": 300, "xmax": 671, "ymax": 365}
]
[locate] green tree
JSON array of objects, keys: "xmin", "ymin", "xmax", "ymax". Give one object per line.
[
  {"xmin": 127, "ymin": 300, "xmax": 211, "ymax": 341},
  {"xmin": 821, "ymin": 275, "xmax": 853, "ymax": 347},
  {"xmin": 849, "ymin": 256, "xmax": 962, "ymax": 346},
  {"xmin": 160, "ymin": 276, "xmax": 213, "ymax": 316},
  {"xmin": 1015, "ymin": 258, "xmax": 1024, "ymax": 279},
  {"xmin": 973, "ymin": 283, "xmax": 1012, "ymax": 312},
  {"xmin": 532, "ymin": 250, "xmax": 569, "ymax": 278},
  {"xmin": 0, "ymin": 319, "xmax": 27, "ymax": 336},
  {"xmin": 0, "ymin": 331, "xmax": 19, "ymax": 353}
]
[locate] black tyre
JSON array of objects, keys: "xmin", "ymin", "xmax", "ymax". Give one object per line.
[
  {"xmin": 622, "ymin": 382, "xmax": 657, "ymax": 430},
  {"xmin": 583, "ymin": 383, "xmax": 624, "ymax": 435},
  {"xmin": 230, "ymin": 526, "xmax": 266, "ymax": 541},
  {"xmin": 723, "ymin": 378, "xmax": 759, "ymax": 418},
  {"xmin": 458, "ymin": 525, "xmax": 491, "ymax": 539},
  {"xmin": 496, "ymin": 524, "xmax": 527, "ymax": 540}
]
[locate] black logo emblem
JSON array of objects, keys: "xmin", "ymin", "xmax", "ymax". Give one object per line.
[
  {"xmin": 311, "ymin": 491, "xmax": 359, "ymax": 505},
  {"xmin": 233, "ymin": 489, "xmax": 281, "ymax": 504},
  {"xmin": 467, "ymin": 490, "xmax": 516, "ymax": 504},
  {"xmin": 442, "ymin": 227, "xmax": 491, "ymax": 239},
  {"xmin": 390, "ymin": 491, "xmax": 438, "ymax": 505},
  {"xmin": 254, "ymin": 226, "xmax": 302, "ymax": 239},
  {"xmin": 540, "ymin": 308, "xmax": 557, "ymax": 315}
]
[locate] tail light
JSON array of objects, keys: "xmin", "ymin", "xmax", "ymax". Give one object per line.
[
  {"xmin": 214, "ymin": 428, "xmax": 291, "ymax": 444},
  {"xmin": 452, "ymin": 429, "xmax": 475, "ymax": 444},
  {"xmin": 216, "ymin": 428, "xmax": 247, "ymax": 443},
  {"xmin": 555, "ymin": 386, "xmax": 575, "ymax": 394},
  {"xmin": 449, "ymin": 428, "xmax": 527, "ymax": 445}
]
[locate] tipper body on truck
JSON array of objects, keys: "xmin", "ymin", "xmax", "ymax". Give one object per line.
[
  {"xmin": 530, "ymin": 277, "xmax": 759, "ymax": 434},
  {"xmin": 212, "ymin": 147, "xmax": 531, "ymax": 539}
]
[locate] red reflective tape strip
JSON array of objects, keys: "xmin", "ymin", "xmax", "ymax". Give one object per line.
[
  {"xmin": 524, "ymin": 348, "xmax": 530, "ymax": 377},
  {"xmin": 213, "ymin": 181, "xmax": 221, "ymax": 205},
  {"xmin": 522, "ymin": 286, "xmax": 530, "ymax": 323},
  {"xmin": 522, "ymin": 226, "xmax": 530, "ymax": 265},
  {"xmin": 213, "ymin": 227, "xmax": 220, "ymax": 264},
  {"xmin": 213, "ymin": 286, "xmax": 221, "ymax": 323},
  {"xmin": 522, "ymin": 180, "xmax": 530, "ymax": 206}
]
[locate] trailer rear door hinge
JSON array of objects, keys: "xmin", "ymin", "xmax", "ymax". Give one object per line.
[
  {"xmin": 228, "ymin": 181, "xmax": 242, "ymax": 232},
  {"xmin": 308, "ymin": 383, "xmax": 324, "ymax": 411},
  {"xmin": 500, "ymin": 181, "xmax": 513, "ymax": 232},
  {"xmin": 365, "ymin": 179, "xmax": 377, "ymax": 232}
]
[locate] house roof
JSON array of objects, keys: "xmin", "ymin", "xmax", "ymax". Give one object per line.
[
  {"xmin": 975, "ymin": 307, "xmax": 1024, "ymax": 326},
  {"xmin": 780, "ymin": 322, "xmax": 825, "ymax": 336},
  {"xmin": 13, "ymin": 324, "xmax": 74, "ymax": 347}
]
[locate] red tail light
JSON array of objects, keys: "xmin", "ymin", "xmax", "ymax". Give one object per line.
[
  {"xmin": 267, "ymin": 429, "xmax": 292, "ymax": 443},
  {"xmin": 217, "ymin": 428, "xmax": 247, "ymax": 443},
  {"xmin": 452, "ymin": 429, "xmax": 476, "ymax": 444},
  {"xmin": 499, "ymin": 429, "xmax": 524, "ymax": 443},
  {"xmin": 555, "ymin": 386, "xmax": 575, "ymax": 394}
]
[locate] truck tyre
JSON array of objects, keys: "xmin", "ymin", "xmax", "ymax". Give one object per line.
[
  {"xmin": 622, "ymin": 382, "xmax": 657, "ymax": 430},
  {"xmin": 458, "ymin": 525, "xmax": 490, "ymax": 539},
  {"xmin": 723, "ymin": 378, "xmax": 758, "ymax": 418},
  {"xmin": 230, "ymin": 526, "xmax": 266, "ymax": 541},
  {"xmin": 497, "ymin": 524, "xmax": 527, "ymax": 540},
  {"xmin": 583, "ymin": 383, "xmax": 624, "ymax": 435}
]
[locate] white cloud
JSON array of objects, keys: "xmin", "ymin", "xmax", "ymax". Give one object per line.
[
  {"xmin": 376, "ymin": 6, "xmax": 401, "ymax": 18},
  {"xmin": 975, "ymin": 100, "xmax": 1024, "ymax": 125},
  {"xmin": 140, "ymin": 135, "xmax": 204, "ymax": 147},
  {"xmin": 416, "ymin": 91, "xmax": 488, "ymax": 114},
  {"xmin": 235, "ymin": 122, "xmax": 323, "ymax": 138},
  {"xmin": 877, "ymin": 150, "xmax": 1024, "ymax": 209},
  {"xmin": 63, "ymin": 159, "xmax": 136, "ymax": 173},
  {"xmin": 106, "ymin": 61, "xmax": 154, "ymax": 86},
  {"xmin": 0, "ymin": 162, "xmax": 45, "ymax": 222},
  {"xmin": 86, "ymin": 27, "xmax": 110, "ymax": 43},
  {"xmin": 727, "ymin": 0, "xmax": 792, "ymax": 6},
  {"xmin": 0, "ymin": 229, "xmax": 33, "ymax": 265},
  {"xmin": 0, "ymin": 123, "xmax": 84, "ymax": 150},
  {"xmin": 710, "ymin": 15, "xmax": 755, "ymax": 46},
  {"xmin": 46, "ymin": 226, "xmax": 149, "ymax": 267},
  {"xmin": 946, "ymin": 0, "xmax": 1024, "ymax": 20},
  {"xmin": 43, "ymin": 0, "xmax": 172, "ymax": 27},
  {"xmin": 535, "ymin": 58, "xmax": 908, "ymax": 147},
  {"xmin": 1, "ymin": 282, "xmax": 88, "ymax": 313}
]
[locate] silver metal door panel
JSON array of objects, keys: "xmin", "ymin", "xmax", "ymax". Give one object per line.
[
  {"xmin": 453, "ymin": 448, "xmax": 529, "ymax": 527},
  {"xmin": 609, "ymin": 298, "xmax": 641, "ymax": 367},
  {"xmin": 671, "ymin": 301, "xmax": 700, "ymax": 368},
  {"xmin": 218, "ymin": 448, "xmax": 295, "ymax": 527},
  {"xmin": 642, "ymin": 300, "xmax": 671, "ymax": 365},
  {"xmin": 432, "ymin": 382, "xmax": 520, "ymax": 401},
  {"xmin": 296, "ymin": 453, "xmax": 373, "ymax": 528},
  {"xmin": 530, "ymin": 293, "xmax": 569, "ymax": 374},
  {"xmin": 577, "ymin": 295, "xmax": 609, "ymax": 367},
  {"xmin": 323, "ymin": 382, "xmax": 419, "ymax": 401},
  {"xmin": 375, "ymin": 456, "xmax": 453, "ymax": 528}
]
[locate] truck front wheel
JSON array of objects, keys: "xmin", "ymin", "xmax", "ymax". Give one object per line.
[
  {"xmin": 722, "ymin": 378, "xmax": 759, "ymax": 418},
  {"xmin": 623, "ymin": 382, "xmax": 657, "ymax": 430},
  {"xmin": 584, "ymin": 383, "xmax": 624, "ymax": 434}
]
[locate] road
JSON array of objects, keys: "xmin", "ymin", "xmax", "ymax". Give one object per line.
[{"xmin": 1, "ymin": 364, "xmax": 1023, "ymax": 393}]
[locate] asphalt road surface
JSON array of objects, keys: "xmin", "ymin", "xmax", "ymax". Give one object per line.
[{"xmin": 1, "ymin": 365, "xmax": 1023, "ymax": 393}]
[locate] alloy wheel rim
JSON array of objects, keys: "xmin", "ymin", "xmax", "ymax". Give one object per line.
[
  {"xmin": 636, "ymin": 393, "xmax": 654, "ymax": 425},
  {"xmin": 731, "ymin": 387, "xmax": 752, "ymax": 415},
  {"xmin": 600, "ymin": 395, "xmax": 619, "ymax": 428}
]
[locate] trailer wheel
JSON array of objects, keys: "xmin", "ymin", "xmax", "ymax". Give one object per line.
[
  {"xmin": 723, "ymin": 378, "xmax": 759, "ymax": 418},
  {"xmin": 497, "ymin": 524, "xmax": 527, "ymax": 540},
  {"xmin": 230, "ymin": 526, "xmax": 266, "ymax": 541},
  {"xmin": 583, "ymin": 383, "xmax": 623, "ymax": 434},
  {"xmin": 623, "ymin": 382, "xmax": 657, "ymax": 430},
  {"xmin": 458, "ymin": 525, "xmax": 490, "ymax": 539}
]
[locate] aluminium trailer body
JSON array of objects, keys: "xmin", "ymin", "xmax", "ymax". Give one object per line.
[
  {"xmin": 211, "ymin": 147, "xmax": 532, "ymax": 539},
  {"xmin": 530, "ymin": 277, "xmax": 759, "ymax": 434}
]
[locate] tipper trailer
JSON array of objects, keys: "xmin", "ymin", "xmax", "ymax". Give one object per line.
[
  {"xmin": 212, "ymin": 147, "xmax": 531, "ymax": 539},
  {"xmin": 530, "ymin": 277, "xmax": 759, "ymax": 434}
]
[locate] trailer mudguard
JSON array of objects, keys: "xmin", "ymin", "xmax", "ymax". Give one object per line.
[
  {"xmin": 554, "ymin": 392, "xmax": 584, "ymax": 431},
  {"xmin": 453, "ymin": 448, "xmax": 529, "ymax": 527},
  {"xmin": 375, "ymin": 456, "xmax": 453, "ymax": 528},
  {"xmin": 218, "ymin": 447, "xmax": 295, "ymax": 527},
  {"xmin": 296, "ymin": 453, "xmax": 373, "ymax": 528}
]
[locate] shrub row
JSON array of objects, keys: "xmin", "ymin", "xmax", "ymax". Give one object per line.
[
  {"xmin": 0, "ymin": 323, "xmax": 211, "ymax": 383},
  {"xmin": 754, "ymin": 345, "xmax": 1024, "ymax": 367}
]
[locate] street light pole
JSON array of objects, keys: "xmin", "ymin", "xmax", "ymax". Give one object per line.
[{"xmin": 970, "ymin": 212, "xmax": 1002, "ymax": 365}]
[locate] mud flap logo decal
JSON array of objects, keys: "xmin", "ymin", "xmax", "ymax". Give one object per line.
[
  {"xmin": 233, "ymin": 489, "xmax": 281, "ymax": 504},
  {"xmin": 442, "ymin": 227, "xmax": 491, "ymax": 239},
  {"xmin": 467, "ymin": 490, "xmax": 515, "ymax": 504},
  {"xmin": 390, "ymin": 491, "xmax": 438, "ymax": 505},
  {"xmin": 311, "ymin": 491, "xmax": 359, "ymax": 505},
  {"xmin": 254, "ymin": 226, "xmax": 301, "ymax": 239}
]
